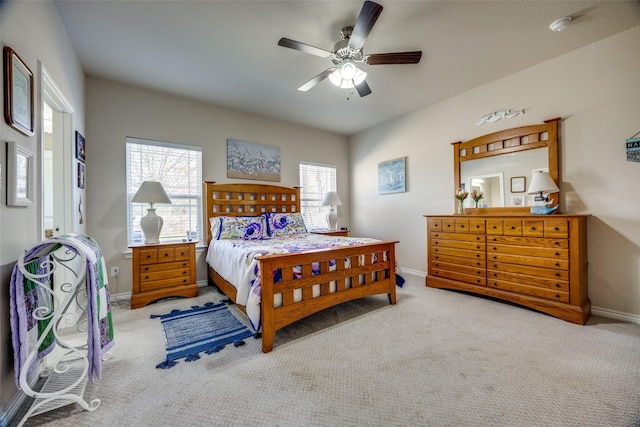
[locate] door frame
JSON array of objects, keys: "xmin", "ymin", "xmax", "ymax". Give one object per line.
[{"xmin": 39, "ymin": 63, "xmax": 75, "ymax": 239}]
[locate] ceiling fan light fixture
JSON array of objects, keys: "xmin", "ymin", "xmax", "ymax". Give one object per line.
[{"xmin": 329, "ymin": 64, "xmax": 367, "ymax": 89}]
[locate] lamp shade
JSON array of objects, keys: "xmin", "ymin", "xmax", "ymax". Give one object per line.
[
  {"xmin": 322, "ymin": 191, "xmax": 342, "ymax": 206},
  {"xmin": 132, "ymin": 181, "xmax": 172, "ymax": 207},
  {"xmin": 527, "ymin": 172, "xmax": 559, "ymax": 195}
]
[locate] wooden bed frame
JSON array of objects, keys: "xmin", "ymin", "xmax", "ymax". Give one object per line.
[{"xmin": 204, "ymin": 181, "xmax": 398, "ymax": 353}]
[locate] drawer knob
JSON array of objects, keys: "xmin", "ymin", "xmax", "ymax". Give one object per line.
[
  {"xmin": 555, "ymin": 284, "xmax": 560, "ymax": 288},
  {"xmin": 460, "ymin": 225, "xmax": 465, "ymax": 228},
  {"xmin": 493, "ymin": 256, "xmax": 497, "ymax": 259},
  {"xmin": 555, "ymin": 272, "xmax": 560, "ymax": 277},
  {"xmin": 164, "ymin": 253, "xmax": 169, "ymax": 257},
  {"xmin": 493, "ymin": 273, "xmax": 497, "ymax": 277},
  {"xmin": 555, "ymin": 294, "xmax": 560, "ymax": 298},
  {"xmin": 555, "ymin": 252, "xmax": 560, "ymax": 256},
  {"xmin": 146, "ymin": 255, "xmax": 151, "ymax": 259},
  {"xmin": 493, "ymin": 238, "xmax": 497, "ymax": 241},
  {"xmin": 476, "ymin": 225, "xmax": 480, "ymax": 228},
  {"xmin": 476, "ymin": 237, "xmax": 480, "ymax": 241},
  {"xmin": 554, "ymin": 227, "xmax": 560, "ymax": 231},
  {"xmin": 477, "ymin": 254, "xmax": 481, "ymax": 258},
  {"xmin": 476, "ymin": 279, "xmax": 480, "ymax": 283},
  {"xmin": 511, "ymin": 226, "xmax": 516, "ymax": 230},
  {"xmin": 144, "ymin": 276, "xmax": 149, "ymax": 280},
  {"xmin": 493, "ymin": 247, "xmax": 497, "ymax": 250},
  {"xmin": 434, "ymin": 249, "xmax": 438, "ymax": 252},
  {"xmin": 435, "ymin": 256, "xmax": 439, "ymax": 260},
  {"xmin": 531, "ymin": 226, "xmax": 536, "ymax": 230},
  {"xmin": 554, "ymin": 241, "xmax": 560, "ymax": 245},
  {"xmin": 476, "ymin": 245, "xmax": 480, "ymax": 249},
  {"xmin": 494, "ymin": 264, "xmax": 498, "ymax": 268},
  {"xmin": 555, "ymin": 262, "xmax": 560, "ymax": 267},
  {"xmin": 144, "ymin": 267, "xmax": 149, "ymax": 271},
  {"xmin": 183, "ymin": 271, "xmax": 187, "ymax": 275},
  {"xmin": 447, "ymin": 224, "xmax": 451, "ymax": 228},
  {"xmin": 477, "ymin": 271, "xmax": 481, "ymax": 275},
  {"xmin": 492, "ymin": 226, "xmax": 497, "ymax": 229}
]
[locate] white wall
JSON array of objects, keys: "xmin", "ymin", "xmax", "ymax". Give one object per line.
[
  {"xmin": 0, "ymin": 0, "xmax": 85, "ymax": 420},
  {"xmin": 85, "ymin": 77, "xmax": 349, "ymax": 294},
  {"xmin": 350, "ymin": 26, "xmax": 640, "ymax": 319}
]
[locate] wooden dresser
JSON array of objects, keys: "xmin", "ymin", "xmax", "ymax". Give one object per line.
[
  {"xmin": 130, "ymin": 241, "xmax": 198, "ymax": 309},
  {"xmin": 425, "ymin": 214, "xmax": 590, "ymax": 324}
]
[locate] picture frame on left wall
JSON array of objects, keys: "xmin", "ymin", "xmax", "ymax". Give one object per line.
[
  {"xmin": 3, "ymin": 46, "xmax": 34, "ymax": 136},
  {"xmin": 75, "ymin": 131, "xmax": 86, "ymax": 162},
  {"xmin": 7, "ymin": 141, "xmax": 34, "ymax": 206}
]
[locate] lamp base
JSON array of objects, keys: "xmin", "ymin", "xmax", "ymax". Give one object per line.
[
  {"xmin": 140, "ymin": 208, "xmax": 163, "ymax": 244},
  {"xmin": 326, "ymin": 208, "xmax": 338, "ymax": 231}
]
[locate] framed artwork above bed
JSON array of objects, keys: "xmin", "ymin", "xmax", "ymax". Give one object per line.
[{"xmin": 227, "ymin": 139, "xmax": 281, "ymax": 182}]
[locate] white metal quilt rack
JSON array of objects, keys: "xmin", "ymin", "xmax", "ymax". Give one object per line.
[{"xmin": 15, "ymin": 241, "xmax": 106, "ymax": 426}]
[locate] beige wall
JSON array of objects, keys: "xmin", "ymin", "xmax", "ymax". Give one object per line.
[
  {"xmin": 350, "ymin": 26, "xmax": 640, "ymax": 320},
  {"xmin": 85, "ymin": 77, "xmax": 350, "ymax": 295},
  {"xmin": 0, "ymin": 0, "xmax": 85, "ymax": 422}
]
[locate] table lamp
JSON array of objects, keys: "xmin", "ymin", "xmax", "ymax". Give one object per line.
[
  {"xmin": 322, "ymin": 191, "xmax": 342, "ymax": 230},
  {"xmin": 132, "ymin": 181, "xmax": 172, "ymax": 244},
  {"xmin": 527, "ymin": 171, "xmax": 560, "ymax": 214}
]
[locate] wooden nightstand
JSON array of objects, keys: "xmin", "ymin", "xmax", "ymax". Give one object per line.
[
  {"xmin": 130, "ymin": 241, "xmax": 198, "ymax": 309},
  {"xmin": 310, "ymin": 229, "xmax": 349, "ymax": 237}
]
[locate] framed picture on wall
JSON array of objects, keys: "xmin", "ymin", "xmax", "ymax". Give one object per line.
[
  {"xmin": 378, "ymin": 157, "xmax": 407, "ymax": 194},
  {"xmin": 6, "ymin": 141, "xmax": 34, "ymax": 206},
  {"xmin": 3, "ymin": 47, "xmax": 34, "ymax": 136},
  {"xmin": 77, "ymin": 162, "xmax": 85, "ymax": 189},
  {"xmin": 226, "ymin": 139, "xmax": 281, "ymax": 182},
  {"xmin": 510, "ymin": 176, "xmax": 526, "ymax": 193},
  {"xmin": 75, "ymin": 131, "xmax": 86, "ymax": 163}
]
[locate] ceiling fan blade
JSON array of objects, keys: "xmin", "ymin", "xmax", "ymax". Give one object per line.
[
  {"xmin": 278, "ymin": 38, "xmax": 333, "ymax": 58},
  {"xmin": 298, "ymin": 67, "xmax": 338, "ymax": 92},
  {"xmin": 348, "ymin": 1, "xmax": 383, "ymax": 51},
  {"xmin": 355, "ymin": 80, "xmax": 372, "ymax": 97},
  {"xmin": 366, "ymin": 51, "xmax": 422, "ymax": 65}
]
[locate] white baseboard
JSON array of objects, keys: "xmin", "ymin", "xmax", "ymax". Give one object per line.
[
  {"xmin": 591, "ymin": 306, "xmax": 640, "ymax": 325},
  {"xmin": 401, "ymin": 268, "xmax": 640, "ymax": 325}
]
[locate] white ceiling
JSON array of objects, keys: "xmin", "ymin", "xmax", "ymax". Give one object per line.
[{"xmin": 54, "ymin": 0, "xmax": 640, "ymax": 136}]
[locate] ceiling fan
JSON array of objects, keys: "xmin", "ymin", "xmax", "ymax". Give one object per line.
[{"xmin": 277, "ymin": 0, "xmax": 422, "ymax": 97}]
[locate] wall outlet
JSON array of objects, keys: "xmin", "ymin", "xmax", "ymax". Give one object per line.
[{"xmin": 110, "ymin": 266, "xmax": 120, "ymax": 278}]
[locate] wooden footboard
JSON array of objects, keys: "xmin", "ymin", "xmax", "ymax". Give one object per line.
[{"xmin": 257, "ymin": 241, "xmax": 397, "ymax": 352}]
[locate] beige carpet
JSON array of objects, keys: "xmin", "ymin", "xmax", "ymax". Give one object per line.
[{"xmin": 12, "ymin": 274, "xmax": 640, "ymax": 426}]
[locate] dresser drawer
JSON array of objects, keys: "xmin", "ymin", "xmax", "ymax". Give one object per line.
[
  {"xmin": 522, "ymin": 220, "xmax": 544, "ymax": 237},
  {"xmin": 432, "ymin": 267, "xmax": 486, "ymax": 286},
  {"xmin": 431, "ymin": 238, "xmax": 484, "ymax": 251},
  {"xmin": 488, "ymin": 261, "xmax": 569, "ymax": 281},
  {"xmin": 430, "ymin": 253, "xmax": 486, "ymax": 268},
  {"xmin": 140, "ymin": 274, "xmax": 193, "ymax": 292},
  {"xmin": 487, "ymin": 253, "xmax": 568, "ymax": 270},
  {"xmin": 486, "ymin": 270, "xmax": 569, "ymax": 292},
  {"xmin": 158, "ymin": 247, "xmax": 175, "ymax": 262},
  {"xmin": 431, "ymin": 232, "xmax": 484, "ymax": 243},
  {"xmin": 431, "ymin": 260, "xmax": 485, "ymax": 278},
  {"xmin": 503, "ymin": 219, "xmax": 523, "ymax": 236},
  {"xmin": 140, "ymin": 260, "xmax": 190, "ymax": 274},
  {"xmin": 488, "ymin": 279, "xmax": 569, "ymax": 302},
  {"xmin": 139, "ymin": 249, "xmax": 158, "ymax": 265},
  {"xmin": 486, "ymin": 219, "xmax": 503, "ymax": 235},
  {"xmin": 432, "ymin": 246, "xmax": 485, "ymax": 260},
  {"xmin": 487, "ymin": 235, "xmax": 569, "ymax": 249},
  {"xmin": 545, "ymin": 219, "xmax": 569, "ymax": 238},
  {"xmin": 487, "ymin": 244, "xmax": 568, "ymax": 259},
  {"xmin": 428, "ymin": 218, "xmax": 442, "ymax": 232}
]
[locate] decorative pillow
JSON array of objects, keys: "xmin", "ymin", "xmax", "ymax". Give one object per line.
[
  {"xmin": 266, "ymin": 212, "xmax": 308, "ymax": 237},
  {"xmin": 218, "ymin": 215, "xmax": 267, "ymax": 240},
  {"xmin": 209, "ymin": 217, "xmax": 222, "ymax": 240}
]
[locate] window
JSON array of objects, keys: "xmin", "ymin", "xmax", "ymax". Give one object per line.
[
  {"xmin": 126, "ymin": 138, "xmax": 202, "ymax": 245},
  {"xmin": 299, "ymin": 161, "xmax": 336, "ymax": 229}
]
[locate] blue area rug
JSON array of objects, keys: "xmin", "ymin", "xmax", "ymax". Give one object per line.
[{"xmin": 151, "ymin": 301, "xmax": 255, "ymax": 369}]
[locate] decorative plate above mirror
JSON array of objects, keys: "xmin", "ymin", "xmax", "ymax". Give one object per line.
[{"xmin": 452, "ymin": 117, "xmax": 560, "ymax": 214}]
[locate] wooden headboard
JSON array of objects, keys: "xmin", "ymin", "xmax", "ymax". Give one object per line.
[{"xmin": 204, "ymin": 181, "xmax": 301, "ymax": 242}]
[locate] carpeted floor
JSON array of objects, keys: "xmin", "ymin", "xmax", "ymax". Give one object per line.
[{"xmin": 11, "ymin": 274, "xmax": 640, "ymax": 426}]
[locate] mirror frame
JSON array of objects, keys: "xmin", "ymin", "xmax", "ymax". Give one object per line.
[{"xmin": 452, "ymin": 117, "xmax": 560, "ymax": 214}]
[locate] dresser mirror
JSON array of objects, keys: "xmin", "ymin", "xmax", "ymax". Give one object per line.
[{"xmin": 452, "ymin": 118, "xmax": 560, "ymax": 214}]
